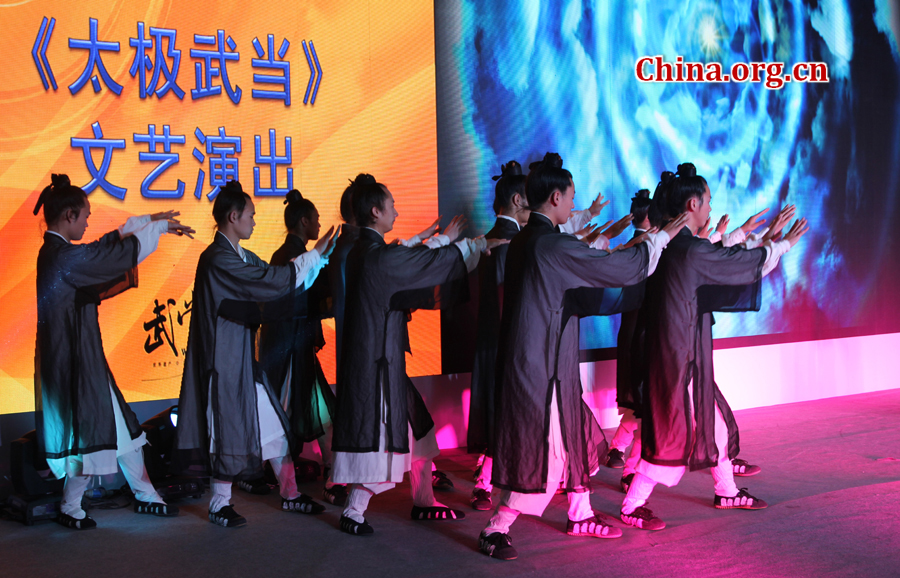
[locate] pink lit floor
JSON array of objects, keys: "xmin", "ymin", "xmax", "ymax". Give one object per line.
[{"xmin": 2, "ymin": 388, "xmax": 899, "ymax": 578}]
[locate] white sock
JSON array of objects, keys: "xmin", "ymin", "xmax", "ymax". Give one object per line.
[
  {"xmin": 61, "ymin": 475, "xmax": 91, "ymax": 519},
  {"xmin": 711, "ymin": 459, "xmax": 739, "ymax": 498},
  {"xmin": 209, "ymin": 479, "xmax": 232, "ymax": 513},
  {"xmin": 411, "ymin": 458, "xmax": 444, "ymax": 508},
  {"xmin": 343, "ymin": 484, "xmax": 374, "ymax": 523},
  {"xmin": 269, "ymin": 455, "xmax": 301, "ymax": 500},
  {"xmin": 118, "ymin": 447, "xmax": 164, "ymax": 504},
  {"xmin": 567, "ymin": 490, "xmax": 594, "ymax": 521},
  {"xmin": 485, "ymin": 505, "xmax": 519, "ymax": 535},
  {"xmin": 622, "ymin": 473, "xmax": 656, "ymax": 515}
]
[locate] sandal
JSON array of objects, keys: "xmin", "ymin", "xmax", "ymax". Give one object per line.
[
  {"xmin": 323, "ymin": 484, "xmax": 349, "ymax": 507},
  {"xmin": 56, "ymin": 513, "xmax": 97, "ymax": 530},
  {"xmin": 410, "ymin": 505, "xmax": 465, "ymax": 520},
  {"xmin": 620, "ymin": 505, "xmax": 665, "ymax": 530},
  {"xmin": 432, "ymin": 470, "xmax": 454, "ymax": 490},
  {"xmin": 340, "ymin": 515, "xmax": 374, "ymax": 535},
  {"xmin": 566, "ymin": 512, "xmax": 622, "ymax": 538},
  {"xmin": 714, "ymin": 488, "xmax": 768, "ymax": 510},
  {"xmin": 134, "ymin": 500, "xmax": 179, "ymax": 517},
  {"xmin": 732, "ymin": 459, "xmax": 762, "ymax": 477},
  {"xmin": 209, "ymin": 505, "xmax": 246, "ymax": 527},
  {"xmin": 479, "ymin": 531, "xmax": 517, "ymax": 560},
  {"xmin": 282, "ymin": 494, "xmax": 326, "ymax": 514}
]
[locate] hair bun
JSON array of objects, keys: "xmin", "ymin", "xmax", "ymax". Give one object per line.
[
  {"xmin": 676, "ymin": 163, "xmax": 696, "ymax": 178},
  {"xmin": 634, "ymin": 188, "xmax": 651, "ymax": 200},
  {"xmin": 284, "ymin": 189, "xmax": 303, "ymax": 205},
  {"xmin": 529, "ymin": 152, "xmax": 564, "ymax": 171},
  {"xmin": 660, "ymin": 171, "xmax": 675, "ymax": 185},
  {"xmin": 353, "ymin": 173, "xmax": 376, "ymax": 186},
  {"xmin": 492, "ymin": 160, "xmax": 522, "ymax": 181},
  {"xmin": 222, "ymin": 180, "xmax": 243, "ymax": 194},
  {"xmin": 51, "ymin": 173, "xmax": 70, "ymax": 188}
]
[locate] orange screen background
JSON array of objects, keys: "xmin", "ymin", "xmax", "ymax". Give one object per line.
[{"xmin": 0, "ymin": 0, "xmax": 439, "ymax": 414}]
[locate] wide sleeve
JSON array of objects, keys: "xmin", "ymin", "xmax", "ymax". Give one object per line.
[
  {"xmin": 691, "ymin": 240, "xmax": 768, "ymax": 287},
  {"xmin": 61, "ymin": 231, "xmax": 139, "ymax": 289},
  {"xmin": 453, "ymin": 237, "xmax": 487, "ymax": 272},
  {"xmin": 384, "ymin": 244, "xmax": 470, "ymax": 311},
  {"xmin": 130, "ymin": 220, "xmax": 169, "ymax": 264},
  {"xmin": 292, "ymin": 250, "xmax": 324, "ymax": 290},
  {"xmin": 549, "ymin": 235, "xmax": 650, "ymax": 290}
]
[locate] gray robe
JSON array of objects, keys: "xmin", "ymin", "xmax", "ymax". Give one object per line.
[
  {"xmin": 34, "ymin": 231, "xmax": 142, "ymax": 466},
  {"xmin": 332, "ymin": 228, "xmax": 468, "ymax": 454},
  {"xmin": 641, "ymin": 227, "xmax": 766, "ymax": 470},
  {"xmin": 172, "ymin": 233, "xmax": 296, "ymax": 481},
  {"xmin": 492, "ymin": 213, "xmax": 650, "ymax": 494}
]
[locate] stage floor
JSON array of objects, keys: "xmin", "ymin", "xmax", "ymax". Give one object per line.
[{"xmin": 2, "ymin": 388, "xmax": 899, "ymax": 578}]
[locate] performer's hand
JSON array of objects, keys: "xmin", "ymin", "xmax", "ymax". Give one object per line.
[
  {"xmin": 167, "ymin": 220, "xmax": 195, "ymax": 239},
  {"xmin": 483, "ymin": 237, "xmax": 510, "ymax": 255},
  {"xmin": 582, "ymin": 225, "xmax": 606, "ymax": 247},
  {"xmin": 662, "ymin": 212, "xmax": 690, "ymax": 237},
  {"xmin": 314, "ymin": 226, "xmax": 339, "ymax": 258},
  {"xmin": 575, "ymin": 221, "xmax": 603, "ymax": 239},
  {"xmin": 600, "ymin": 214, "xmax": 633, "ymax": 241},
  {"xmin": 442, "ymin": 215, "xmax": 467, "ymax": 242},
  {"xmin": 588, "ymin": 192, "xmax": 611, "ymax": 217},
  {"xmin": 763, "ymin": 204, "xmax": 796, "ymax": 241},
  {"xmin": 416, "ymin": 216, "xmax": 440, "ymax": 240},
  {"xmin": 715, "ymin": 214, "xmax": 730, "ymax": 234},
  {"xmin": 781, "ymin": 218, "xmax": 809, "ymax": 247},
  {"xmin": 389, "ymin": 237, "xmax": 401, "ymax": 245},
  {"xmin": 151, "ymin": 210, "xmax": 179, "ymax": 222},
  {"xmin": 740, "ymin": 208, "xmax": 769, "ymax": 234},
  {"xmin": 697, "ymin": 218, "xmax": 713, "ymax": 239},
  {"xmin": 620, "ymin": 227, "xmax": 660, "ymax": 250}
]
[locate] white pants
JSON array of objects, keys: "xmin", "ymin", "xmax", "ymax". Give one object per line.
[
  {"xmin": 475, "ymin": 455, "xmax": 493, "ymax": 492},
  {"xmin": 61, "ymin": 446, "xmax": 162, "ymax": 519},
  {"xmin": 208, "ymin": 382, "xmax": 297, "ymax": 513},
  {"xmin": 483, "ymin": 390, "xmax": 594, "ymax": 535},
  {"xmin": 623, "ymin": 395, "xmax": 739, "ymax": 514},
  {"xmin": 341, "ymin": 427, "xmax": 442, "ymax": 523}
]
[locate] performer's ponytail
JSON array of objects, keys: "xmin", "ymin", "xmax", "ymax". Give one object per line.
[
  {"xmin": 33, "ymin": 174, "xmax": 88, "ymax": 225},
  {"xmin": 649, "ymin": 170, "xmax": 675, "ymax": 227},
  {"xmin": 492, "ymin": 160, "xmax": 526, "ymax": 215}
]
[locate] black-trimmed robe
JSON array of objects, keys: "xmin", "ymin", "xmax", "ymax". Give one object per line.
[
  {"xmin": 640, "ymin": 227, "xmax": 766, "ymax": 471},
  {"xmin": 34, "ymin": 231, "xmax": 143, "ymax": 469},
  {"xmin": 492, "ymin": 213, "xmax": 650, "ymax": 494},
  {"xmin": 259, "ymin": 234, "xmax": 336, "ymax": 443},
  {"xmin": 325, "ymin": 224, "xmax": 359, "ymax": 375},
  {"xmin": 172, "ymin": 233, "xmax": 299, "ymax": 481},
  {"xmin": 466, "ymin": 217, "xmax": 519, "ymax": 456},
  {"xmin": 332, "ymin": 228, "xmax": 468, "ymax": 454}
]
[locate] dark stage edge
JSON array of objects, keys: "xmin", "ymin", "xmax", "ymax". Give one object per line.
[{"xmin": 2, "ymin": 389, "xmax": 900, "ymax": 578}]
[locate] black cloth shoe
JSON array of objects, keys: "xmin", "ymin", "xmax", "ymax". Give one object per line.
[
  {"xmin": 732, "ymin": 459, "xmax": 762, "ymax": 477},
  {"xmin": 56, "ymin": 513, "xmax": 97, "ymax": 530},
  {"xmin": 323, "ymin": 484, "xmax": 349, "ymax": 507},
  {"xmin": 411, "ymin": 505, "xmax": 465, "ymax": 520},
  {"xmin": 209, "ymin": 505, "xmax": 247, "ymax": 527},
  {"xmin": 282, "ymin": 494, "xmax": 326, "ymax": 514},
  {"xmin": 621, "ymin": 473, "xmax": 635, "ymax": 493},
  {"xmin": 471, "ymin": 489, "xmax": 492, "ymax": 511},
  {"xmin": 715, "ymin": 488, "xmax": 768, "ymax": 510},
  {"xmin": 134, "ymin": 500, "xmax": 179, "ymax": 517},
  {"xmin": 620, "ymin": 505, "xmax": 665, "ymax": 530},
  {"xmin": 237, "ymin": 476, "xmax": 271, "ymax": 495},
  {"xmin": 606, "ymin": 448, "xmax": 626, "ymax": 469},
  {"xmin": 340, "ymin": 515, "xmax": 374, "ymax": 535},
  {"xmin": 479, "ymin": 531, "xmax": 517, "ymax": 560},
  {"xmin": 432, "ymin": 470, "xmax": 454, "ymax": 490}
]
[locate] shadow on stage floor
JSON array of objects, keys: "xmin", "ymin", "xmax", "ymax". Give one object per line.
[{"xmin": 2, "ymin": 388, "xmax": 900, "ymax": 578}]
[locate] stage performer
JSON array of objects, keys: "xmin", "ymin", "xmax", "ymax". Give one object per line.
[
  {"xmin": 258, "ymin": 189, "xmax": 349, "ymax": 505},
  {"xmin": 172, "ymin": 181, "xmax": 337, "ymax": 527},
  {"xmin": 34, "ymin": 174, "xmax": 194, "ymax": 530},
  {"xmin": 478, "ymin": 154, "xmax": 686, "ymax": 561},
  {"xmin": 332, "ymin": 175, "xmax": 506, "ymax": 535},
  {"xmin": 620, "ymin": 163, "xmax": 807, "ymax": 531}
]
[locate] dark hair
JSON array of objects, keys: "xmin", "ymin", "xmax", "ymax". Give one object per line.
[
  {"xmin": 648, "ymin": 171, "xmax": 675, "ymax": 227},
  {"xmin": 630, "ymin": 189, "xmax": 652, "ymax": 224},
  {"xmin": 212, "ymin": 180, "xmax": 251, "ymax": 228},
  {"xmin": 525, "ymin": 152, "xmax": 573, "ymax": 209},
  {"xmin": 33, "ymin": 174, "xmax": 88, "ymax": 225},
  {"xmin": 350, "ymin": 174, "xmax": 389, "ymax": 226},
  {"xmin": 284, "ymin": 189, "xmax": 317, "ymax": 231},
  {"xmin": 339, "ymin": 180, "xmax": 355, "ymax": 224},
  {"xmin": 665, "ymin": 163, "xmax": 708, "ymax": 218},
  {"xmin": 492, "ymin": 160, "xmax": 527, "ymax": 215}
]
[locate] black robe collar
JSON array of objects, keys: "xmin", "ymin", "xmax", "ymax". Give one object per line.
[
  {"xmin": 360, "ymin": 227, "xmax": 388, "ymax": 247},
  {"xmin": 526, "ymin": 212, "xmax": 556, "ymax": 231}
]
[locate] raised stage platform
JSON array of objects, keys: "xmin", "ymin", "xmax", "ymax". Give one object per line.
[{"xmin": 2, "ymin": 388, "xmax": 899, "ymax": 578}]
